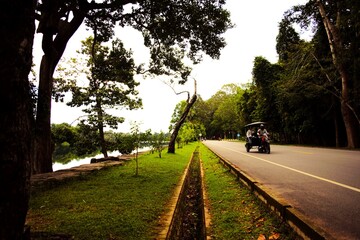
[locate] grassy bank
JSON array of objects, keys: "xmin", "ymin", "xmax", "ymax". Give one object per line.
[
  {"xmin": 199, "ymin": 143, "xmax": 301, "ymax": 240},
  {"xmin": 28, "ymin": 142, "xmax": 300, "ymax": 240},
  {"xmin": 27, "ymin": 143, "xmax": 195, "ymax": 240}
]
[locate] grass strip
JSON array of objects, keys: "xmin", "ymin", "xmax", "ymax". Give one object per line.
[
  {"xmin": 199, "ymin": 143, "xmax": 301, "ymax": 240},
  {"xmin": 27, "ymin": 143, "xmax": 196, "ymax": 240}
]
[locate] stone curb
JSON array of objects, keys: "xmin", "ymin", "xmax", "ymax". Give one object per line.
[{"xmin": 155, "ymin": 153, "xmax": 193, "ymax": 239}]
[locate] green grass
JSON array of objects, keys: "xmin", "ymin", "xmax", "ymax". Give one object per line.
[
  {"xmin": 28, "ymin": 142, "xmax": 300, "ymax": 240},
  {"xmin": 199, "ymin": 143, "xmax": 301, "ymax": 240},
  {"xmin": 27, "ymin": 143, "xmax": 196, "ymax": 240}
]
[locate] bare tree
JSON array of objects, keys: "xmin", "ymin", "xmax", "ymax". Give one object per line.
[{"xmin": 168, "ymin": 80, "xmax": 197, "ymax": 153}]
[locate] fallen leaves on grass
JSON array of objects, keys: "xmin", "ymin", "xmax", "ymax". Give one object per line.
[
  {"xmin": 258, "ymin": 234, "xmax": 266, "ymax": 240},
  {"xmin": 269, "ymin": 232, "xmax": 281, "ymax": 239},
  {"xmin": 257, "ymin": 232, "xmax": 281, "ymax": 240}
]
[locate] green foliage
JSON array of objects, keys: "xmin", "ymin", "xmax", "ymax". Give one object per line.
[
  {"xmin": 55, "ymin": 36, "xmax": 142, "ymax": 156},
  {"xmin": 57, "ymin": 36, "xmax": 142, "ymax": 120},
  {"xmin": 38, "ymin": 0, "xmax": 232, "ymax": 85},
  {"xmin": 191, "ymin": 17, "xmax": 355, "ymax": 146},
  {"xmin": 178, "ymin": 122, "xmax": 201, "ymax": 144},
  {"xmin": 73, "ymin": 122, "xmax": 99, "ymax": 156},
  {"xmin": 170, "ymin": 99, "xmax": 206, "ymax": 143},
  {"xmin": 125, "ymin": 0, "xmax": 233, "ymax": 82},
  {"xmin": 33, "ymin": 0, "xmax": 234, "ymax": 173},
  {"xmin": 190, "ymin": 84, "xmax": 243, "ymax": 139},
  {"xmin": 251, "ymin": 57, "xmax": 283, "ymax": 127},
  {"xmin": 112, "ymin": 132, "xmax": 136, "ymax": 155},
  {"xmin": 284, "ymin": 0, "xmax": 360, "ymax": 147},
  {"xmin": 52, "ymin": 142, "xmax": 77, "ymax": 164},
  {"xmin": 51, "ymin": 123, "xmax": 76, "ymax": 145},
  {"xmin": 276, "ymin": 19, "xmax": 301, "ymax": 62},
  {"xmin": 148, "ymin": 131, "xmax": 168, "ymax": 158},
  {"xmin": 211, "ymin": 85, "xmax": 243, "ymax": 137},
  {"xmin": 51, "ymin": 123, "xmax": 99, "ymax": 162},
  {"xmin": 130, "ymin": 121, "xmax": 147, "ymax": 176},
  {"xmin": 195, "ymin": 0, "xmax": 360, "ymax": 146},
  {"xmin": 237, "ymin": 84, "xmax": 257, "ymax": 126}
]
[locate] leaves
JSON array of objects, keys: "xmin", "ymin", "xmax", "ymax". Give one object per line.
[
  {"xmin": 257, "ymin": 232, "xmax": 280, "ymax": 240},
  {"xmin": 270, "ymin": 232, "xmax": 281, "ymax": 239},
  {"xmin": 258, "ymin": 234, "xmax": 266, "ymax": 240},
  {"xmin": 55, "ymin": 37, "xmax": 142, "ymax": 156}
]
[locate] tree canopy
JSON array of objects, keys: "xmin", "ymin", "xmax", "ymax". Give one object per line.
[
  {"xmin": 186, "ymin": 0, "xmax": 359, "ymax": 147},
  {"xmin": 55, "ymin": 36, "xmax": 142, "ymax": 157},
  {"xmin": 32, "ymin": 0, "xmax": 233, "ymax": 173}
]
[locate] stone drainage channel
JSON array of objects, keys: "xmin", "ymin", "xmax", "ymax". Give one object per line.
[
  {"xmin": 158, "ymin": 147, "xmax": 210, "ymax": 240},
  {"xmin": 160, "ymin": 146, "xmax": 325, "ymax": 240}
]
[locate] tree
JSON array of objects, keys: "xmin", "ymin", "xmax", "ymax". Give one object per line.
[
  {"xmin": 130, "ymin": 121, "xmax": 141, "ymax": 176},
  {"xmin": 51, "ymin": 123, "xmax": 76, "ymax": 146},
  {"xmin": 211, "ymin": 84, "xmax": 242, "ymax": 139},
  {"xmin": 251, "ymin": 56, "xmax": 282, "ymax": 128},
  {"xmin": 0, "ymin": 0, "xmax": 36, "ymax": 238},
  {"xmin": 72, "ymin": 122, "xmax": 100, "ymax": 156},
  {"xmin": 168, "ymin": 80, "xmax": 197, "ymax": 153},
  {"xmin": 56, "ymin": 37, "xmax": 142, "ymax": 158},
  {"xmin": 51, "ymin": 123, "xmax": 76, "ymax": 162},
  {"xmin": 237, "ymin": 84, "xmax": 257, "ymax": 126},
  {"xmin": 286, "ymin": 0, "xmax": 360, "ymax": 147},
  {"xmin": 276, "ymin": 19, "xmax": 301, "ymax": 62},
  {"xmin": 150, "ymin": 131, "xmax": 167, "ymax": 158},
  {"xmin": 315, "ymin": 0, "xmax": 359, "ymax": 148},
  {"xmin": 202, "ymin": 89, "xmax": 228, "ymax": 138},
  {"xmin": 112, "ymin": 132, "xmax": 136, "ymax": 155},
  {"xmin": 33, "ymin": 0, "xmax": 232, "ymax": 173},
  {"xmin": 275, "ymin": 42, "xmax": 329, "ymax": 144}
]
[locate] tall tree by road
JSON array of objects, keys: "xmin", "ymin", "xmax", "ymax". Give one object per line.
[
  {"xmin": 315, "ymin": 0, "xmax": 359, "ymax": 148},
  {"xmin": 33, "ymin": 0, "xmax": 232, "ymax": 173},
  {"xmin": 56, "ymin": 37, "xmax": 141, "ymax": 158},
  {"xmin": 286, "ymin": 0, "xmax": 360, "ymax": 148},
  {"xmin": 0, "ymin": 0, "xmax": 36, "ymax": 238}
]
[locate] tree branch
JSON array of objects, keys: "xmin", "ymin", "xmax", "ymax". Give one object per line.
[{"xmin": 86, "ymin": 0, "xmax": 139, "ymax": 11}]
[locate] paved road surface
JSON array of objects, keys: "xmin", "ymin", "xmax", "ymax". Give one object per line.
[{"xmin": 203, "ymin": 141, "xmax": 360, "ymax": 240}]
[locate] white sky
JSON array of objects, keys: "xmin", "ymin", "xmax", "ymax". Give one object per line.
[{"xmin": 32, "ymin": 0, "xmax": 309, "ymax": 133}]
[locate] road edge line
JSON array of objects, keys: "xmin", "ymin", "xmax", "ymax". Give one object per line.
[{"xmin": 206, "ymin": 146, "xmax": 328, "ymax": 240}]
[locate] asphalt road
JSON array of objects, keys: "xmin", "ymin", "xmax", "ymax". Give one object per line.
[{"xmin": 203, "ymin": 140, "xmax": 360, "ymax": 240}]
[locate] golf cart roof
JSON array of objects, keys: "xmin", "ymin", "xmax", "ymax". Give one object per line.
[{"xmin": 245, "ymin": 122, "xmax": 266, "ymax": 127}]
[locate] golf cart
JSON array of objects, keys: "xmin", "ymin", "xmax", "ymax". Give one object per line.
[{"xmin": 244, "ymin": 122, "xmax": 270, "ymax": 154}]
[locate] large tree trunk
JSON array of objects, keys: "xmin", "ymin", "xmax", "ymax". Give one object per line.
[
  {"xmin": 333, "ymin": 104, "xmax": 340, "ymax": 148},
  {"xmin": 33, "ymin": 40, "xmax": 56, "ymax": 174},
  {"xmin": 97, "ymin": 100, "xmax": 108, "ymax": 158},
  {"xmin": 316, "ymin": 0, "xmax": 359, "ymax": 148},
  {"xmin": 0, "ymin": 0, "xmax": 35, "ymax": 238},
  {"xmin": 168, "ymin": 94, "xmax": 197, "ymax": 153},
  {"xmin": 33, "ymin": 10, "xmax": 85, "ymax": 173}
]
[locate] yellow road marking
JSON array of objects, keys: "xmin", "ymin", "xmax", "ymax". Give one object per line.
[
  {"xmin": 221, "ymin": 146, "xmax": 360, "ymax": 193},
  {"xmin": 291, "ymin": 150, "xmax": 314, "ymax": 155}
]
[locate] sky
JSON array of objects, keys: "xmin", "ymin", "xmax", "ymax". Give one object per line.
[{"xmin": 32, "ymin": 0, "xmax": 309, "ymax": 133}]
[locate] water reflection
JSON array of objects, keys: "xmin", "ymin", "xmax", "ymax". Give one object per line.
[
  {"xmin": 53, "ymin": 151, "xmax": 121, "ymax": 172},
  {"xmin": 53, "ymin": 147, "xmax": 150, "ymax": 171}
]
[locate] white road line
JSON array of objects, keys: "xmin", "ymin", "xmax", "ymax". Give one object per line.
[{"xmin": 221, "ymin": 146, "xmax": 360, "ymax": 193}]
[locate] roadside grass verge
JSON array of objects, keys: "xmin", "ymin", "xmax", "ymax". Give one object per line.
[
  {"xmin": 199, "ymin": 143, "xmax": 301, "ymax": 240},
  {"xmin": 27, "ymin": 143, "xmax": 196, "ymax": 240}
]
